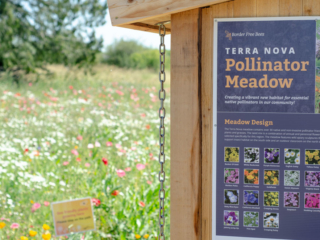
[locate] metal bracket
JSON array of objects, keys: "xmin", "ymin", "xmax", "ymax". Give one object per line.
[{"xmin": 155, "ymin": 21, "xmax": 171, "ymax": 26}]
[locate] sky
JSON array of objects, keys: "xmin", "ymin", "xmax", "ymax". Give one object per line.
[{"xmin": 95, "ymin": 11, "xmax": 171, "ymax": 50}]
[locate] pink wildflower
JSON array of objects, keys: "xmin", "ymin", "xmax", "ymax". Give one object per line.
[
  {"xmin": 116, "ymin": 169, "xmax": 126, "ymax": 178},
  {"xmin": 85, "ymin": 163, "xmax": 90, "ymax": 167},
  {"xmin": 136, "ymin": 163, "xmax": 146, "ymax": 171},
  {"xmin": 139, "ymin": 201, "xmax": 146, "ymax": 207},
  {"xmin": 71, "ymin": 149, "xmax": 79, "ymax": 156},
  {"xmin": 10, "ymin": 223, "xmax": 19, "ymax": 229},
  {"xmin": 125, "ymin": 167, "xmax": 132, "ymax": 172},
  {"xmin": 91, "ymin": 198, "xmax": 101, "ymax": 207},
  {"xmin": 116, "ymin": 90, "xmax": 124, "ymax": 96},
  {"xmin": 77, "ymin": 135, "xmax": 83, "ymax": 141},
  {"xmin": 106, "ymin": 142, "xmax": 113, "ymax": 147},
  {"xmin": 63, "ymin": 161, "xmax": 69, "ymax": 166},
  {"xmin": 31, "ymin": 203, "xmax": 41, "ymax": 212},
  {"xmin": 115, "ymin": 143, "xmax": 121, "ymax": 149},
  {"xmin": 44, "ymin": 201, "xmax": 50, "ymax": 207},
  {"xmin": 95, "ymin": 141, "xmax": 101, "ymax": 147}
]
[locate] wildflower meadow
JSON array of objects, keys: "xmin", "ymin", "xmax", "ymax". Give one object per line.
[{"xmin": 0, "ymin": 65, "xmax": 171, "ymax": 239}]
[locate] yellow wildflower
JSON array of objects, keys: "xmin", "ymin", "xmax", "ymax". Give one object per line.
[
  {"xmin": 42, "ymin": 224, "xmax": 50, "ymax": 230},
  {"xmin": 42, "ymin": 232, "xmax": 51, "ymax": 240},
  {"xmin": 143, "ymin": 234, "xmax": 150, "ymax": 239},
  {"xmin": 135, "ymin": 234, "xmax": 141, "ymax": 239},
  {"xmin": 30, "ymin": 200, "xmax": 34, "ymax": 204},
  {"xmin": 20, "ymin": 237, "xmax": 28, "ymax": 240},
  {"xmin": 29, "ymin": 230, "xmax": 37, "ymax": 237},
  {"xmin": 0, "ymin": 222, "xmax": 5, "ymax": 229}
]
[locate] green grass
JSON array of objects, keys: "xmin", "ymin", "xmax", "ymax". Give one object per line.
[{"xmin": 0, "ymin": 65, "xmax": 171, "ymax": 239}]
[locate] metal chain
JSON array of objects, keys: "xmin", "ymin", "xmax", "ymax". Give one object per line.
[{"xmin": 158, "ymin": 23, "xmax": 166, "ymax": 240}]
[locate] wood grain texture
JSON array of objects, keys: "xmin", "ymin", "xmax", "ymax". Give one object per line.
[
  {"xmin": 142, "ymin": 15, "xmax": 172, "ymax": 30},
  {"xmin": 303, "ymin": 0, "xmax": 320, "ymax": 16},
  {"xmin": 201, "ymin": 3, "xmax": 233, "ymax": 240},
  {"xmin": 257, "ymin": 0, "xmax": 280, "ymax": 16},
  {"xmin": 119, "ymin": 22, "xmax": 171, "ymax": 34},
  {"xmin": 234, "ymin": 0, "xmax": 257, "ymax": 17},
  {"xmin": 280, "ymin": 0, "xmax": 303, "ymax": 16},
  {"xmin": 108, "ymin": 0, "xmax": 229, "ymax": 26},
  {"xmin": 170, "ymin": 8, "xmax": 202, "ymax": 240}
]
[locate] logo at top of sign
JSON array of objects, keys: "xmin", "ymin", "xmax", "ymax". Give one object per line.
[{"xmin": 225, "ymin": 30, "xmax": 232, "ymax": 41}]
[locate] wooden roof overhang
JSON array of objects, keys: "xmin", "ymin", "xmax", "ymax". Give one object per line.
[{"xmin": 108, "ymin": 0, "xmax": 230, "ymax": 33}]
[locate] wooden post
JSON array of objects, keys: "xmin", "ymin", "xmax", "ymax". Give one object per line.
[
  {"xmin": 171, "ymin": 8, "xmax": 202, "ymax": 240},
  {"xmin": 170, "ymin": 1, "xmax": 320, "ymax": 240}
]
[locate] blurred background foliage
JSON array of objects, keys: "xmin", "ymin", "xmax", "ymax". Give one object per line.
[
  {"xmin": 0, "ymin": 0, "xmax": 170, "ymax": 82},
  {"xmin": 102, "ymin": 39, "xmax": 171, "ymax": 71},
  {"xmin": 0, "ymin": 0, "xmax": 108, "ymax": 74}
]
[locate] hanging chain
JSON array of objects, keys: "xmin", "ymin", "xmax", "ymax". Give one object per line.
[{"xmin": 158, "ymin": 23, "xmax": 166, "ymax": 240}]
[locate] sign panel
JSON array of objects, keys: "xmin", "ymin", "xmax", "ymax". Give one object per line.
[
  {"xmin": 213, "ymin": 17, "xmax": 320, "ymax": 240},
  {"xmin": 51, "ymin": 198, "xmax": 95, "ymax": 236}
]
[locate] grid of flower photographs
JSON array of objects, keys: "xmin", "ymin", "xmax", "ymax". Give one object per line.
[{"xmin": 222, "ymin": 146, "xmax": 320, "ymax": 228}]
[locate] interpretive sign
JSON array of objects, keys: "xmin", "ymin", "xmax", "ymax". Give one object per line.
[
  {"xmin": 51, "ymin": 198, "xmax": 95, "ymax": 236},
  {"xmin": 213, "ymin": 18, "xmax": 320, "ymax": 240}
]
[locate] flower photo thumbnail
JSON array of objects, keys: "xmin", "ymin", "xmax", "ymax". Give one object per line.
[
  {"xmin": 284, "ymin": 192, "xmax": 299, "ymax": 208},
  {"xmin": 305, "ymin": 171, "xmax": 320, "ymax": 187},
  {"xmin": 264, "ymin": 170, "xmax": 279, "ymax": 185},
  {"xmin": 244, "ymin": 169, "xmax": 259, "ymax": 185},
  {"xmin": 263, "ymin": 213, "xmax": 279, "ymax": 228},
  {"xmin": 284, "ymin": 170, "xmax": 300, "ymax": 186},
  {"xmin": 244, "ymin": 190, "xmax": 259, "ymax": 206},
  {"xmin": 224, "ymin": 211, "xmax": 239, "ymax": 226},
  {"xmin": 264, "ymin": 191, "xmax": 279, "ymax": 207},
  {"xmin": 305, "ymin": 150, "xmax": 320, "ymax": 165},
  {"xmin": 264, "ymin": 148, "xmax": 280, "ymax": 164},
  {"xmin": 244, "ymin": 147, "xmax": 259, "ymax": 163},
  {"xmin": 284, "ymin": 148, "xmax": 300, "ymax": 164},
  {"xmin": 243, "ymin": 211, "xmax": 259, "ymax": 227},
  {"xmin": 224, "ymin": 168, "xmax": 239, "ymax": 184},
  {"xmin": 305, "ymin": 193, "xmax": 320, "ymax": 209},
  {"xmin": 225, "ymin": 147, "xmax": 239, "ymax": 162},
  {"xmin": 224, "ymin": 190, "xmax": 239, "ymax": 205}
]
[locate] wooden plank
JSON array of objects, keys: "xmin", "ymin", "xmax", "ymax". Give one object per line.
[
  {"xmin": 108, "ymin": 0, "xmax": 230, "ymax": 26},
  {"xmin": 280, "ymin": 0, "xmax": 303, "ymax": 16},
  {"xmin": 119, "ymin": 23, "xmax": 171, "ymax": 34},
  {"xmin": 142, "ymin": 14, "xmax": 172, "ymax": 30},
  {"xmin": 303, "ymin": 0, "xmax": 320, "ymax": 16},
  {"xmin": 234, "ymin": 0, "xmax": 257, "ymax": 17},
  {"xmin": 171, "ymin": 8, "xmax": 202, "ymax": 240},
  {"xmin": 212, "ymin": 1, "xmax": 234, "ymax": 18},
  {"xmin": 201, "ymin": 3, "xmax": 233, "ymax": 240},
  {"xmin": 257, "ymin": 0, "xmax": 280, "ymax": 16}
]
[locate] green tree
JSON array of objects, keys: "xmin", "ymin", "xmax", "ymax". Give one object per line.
[{"xmin": 0, "ymin": 0, "xmax": 107, "ymax": 74}]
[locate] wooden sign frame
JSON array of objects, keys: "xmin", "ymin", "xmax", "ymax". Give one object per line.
[{"xmin": 170, "ymin": 1, "xmax": 320, "ymax": 240}]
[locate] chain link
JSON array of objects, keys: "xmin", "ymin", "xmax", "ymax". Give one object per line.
[{"xmin": 158, "ymin": 23, "xmax": 166, "ymax": 240}]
